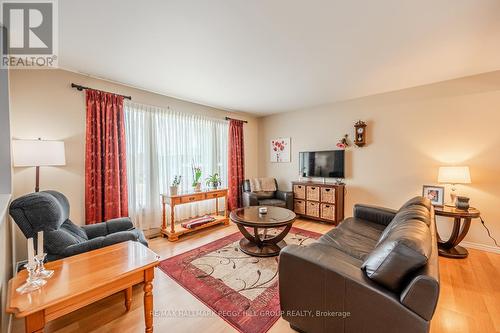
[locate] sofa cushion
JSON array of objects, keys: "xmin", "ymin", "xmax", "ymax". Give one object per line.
[
  {"xmin": 338, "ymin": 217, "xmax": 386, "ymax": 241},
  {"xmin": 362, "ymin": 219, "xmax": 432, "ymax": 292},
  {"xmin": 399, "ymin": 196, "xmax": 431, "ymax": 212},
  {"xmin": 258, "ymin": 199, "xmax": 286, "ymax": 207},
  {"xmin": 318, "ymin": 220, "xmax": 379, "ymax": 261},
  {"xmin": 377, "ymin": 205, "xmax": 431, "ymax": 245}
]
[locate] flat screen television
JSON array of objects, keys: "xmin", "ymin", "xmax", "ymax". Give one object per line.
[{"xmin": 299, "ymin": 150, "xmax": 345, "ymax": 178}]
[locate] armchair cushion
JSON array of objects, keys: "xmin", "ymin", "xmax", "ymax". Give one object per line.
[{"xmin": 45, "ymin": 220, "xmax": 88, "ymax": 256}]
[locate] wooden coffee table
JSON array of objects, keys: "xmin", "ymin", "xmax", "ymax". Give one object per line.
[
  {"xmin": 230, "ymin": 206, "xmax": 296, "ymax": 257},
  {"xmin": 6, "ymin": 241, "xmax": 160, "ymax": 333}
]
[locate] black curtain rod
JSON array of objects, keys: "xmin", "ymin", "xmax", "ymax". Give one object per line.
[
  {"xmin": 71, "ymin": 83, "xmax": 132, "ymax": 100},
  {"xmin": 225, "ymin": 116, "xmax": 248, "ymax": 123}
]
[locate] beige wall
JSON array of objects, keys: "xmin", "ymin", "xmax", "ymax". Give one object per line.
[
  {"xmin": 9, "ymin": 69, "xmax": 259, "ymax": 259},
  {"xmin": 258, "ymin": 71, "xmax": 500, "ymax": 251}
]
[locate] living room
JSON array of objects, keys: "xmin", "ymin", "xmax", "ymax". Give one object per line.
[{"xmin": 1, "ymin": 1, "xmax": 499, "ymax": 333}]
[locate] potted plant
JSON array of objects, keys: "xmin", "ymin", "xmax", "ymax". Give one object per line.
[
  {"xmin": 205, "ymin": 173, "xmax": 221, "ymax": 189},
  {"xmin": 192, "ymin": 166, "xmax": 202, "ymax": 192},
  {"xmin": 170, "ymin": 175, "xmax": 182, "ymax": 195}
]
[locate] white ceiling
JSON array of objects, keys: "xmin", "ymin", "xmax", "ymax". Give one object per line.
[{"xmin": 59, "ymin": 0, "xmax": 500, "ymax": 115}]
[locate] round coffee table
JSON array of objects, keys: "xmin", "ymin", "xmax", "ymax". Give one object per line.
[{"xmin": 230, "ymin": 206, "xmax": 296, "ymax": 257}]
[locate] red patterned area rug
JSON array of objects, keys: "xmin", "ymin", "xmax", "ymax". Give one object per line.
[{"xmin": 159, "ymin": 227, "xmax": 321, "ymax": 333}]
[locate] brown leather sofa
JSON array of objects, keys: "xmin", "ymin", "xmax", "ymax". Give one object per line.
[{"xmin": 279, "ymin": 197, "xmax": 439, "ymax": 333}]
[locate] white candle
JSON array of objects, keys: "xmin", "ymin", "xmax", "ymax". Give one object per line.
[
  {"xmin": 27, "ymin": 238, "xmax": 35, "ymax": 267},
  {"xmin": 37, "ymin": 231, "xmax": 44, "ymax": 256}
]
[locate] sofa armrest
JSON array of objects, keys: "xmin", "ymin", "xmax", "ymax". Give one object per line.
[
  {"xmin": 242, "ymin": 192, "xmax": 259, "ymax": 207},
  {"xmin": 353, "ymin": 204, "xmax": 397, "ymax": 226},
  {"xmin": 276, "ymin": 190, "xmax": 294, "ymax": 210},
  {"xmin": 279, "ymin": 243, "xmax": 428, "ymax": 333}
]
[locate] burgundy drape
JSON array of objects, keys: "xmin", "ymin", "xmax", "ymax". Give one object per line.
[
  {"xmin": 228, "ymin": 120, "xmax": 245, "ymax": 211},
  {"xmin": 85, "ymin": 89, "xmax": 128, "ymax": 224}
]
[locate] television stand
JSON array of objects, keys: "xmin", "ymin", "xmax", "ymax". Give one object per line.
[{"xmin": 291, "ymin": 180, "xmax": 345, "ymax": 225}]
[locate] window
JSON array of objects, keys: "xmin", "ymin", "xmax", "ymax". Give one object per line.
[{"xmin": 124, "ymin": 101, "xmax": 228, "ymax": 230}]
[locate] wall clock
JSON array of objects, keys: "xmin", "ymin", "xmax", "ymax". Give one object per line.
[{"xmin": 354, "ymin": 120, "xmax": 367, "ymax": 147}]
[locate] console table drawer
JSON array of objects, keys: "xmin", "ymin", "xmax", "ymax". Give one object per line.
[
  {"xmin": 293, "ymin": 185, "xmax": 306, "ymax": 199},
  {"xmin": 181, "ymin": 194, "xmax": 204, "ymax": 203},
  {"xmin": 294, "ymin": 200, "xmax": 306, "ymax": 214},
  {"xmin": 306, "ymin": 186, "xmax": 320, "ymax": 201},
  {"xmin": 306, "ymin": 201, "xmax": 320, "ymax": 217},
  {"xmin": 321, "ymin": 203, "xmax": 335, "ymax": 221},
  {"xmin": 321, "ymin": 187, "xmax": 335, "ymax": 203},
  {"xmin": 205, "ymin": 191, "xmax": 225, "ymax": 199}
]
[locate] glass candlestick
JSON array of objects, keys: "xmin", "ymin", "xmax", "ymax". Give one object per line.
[
  {"xmin": 35, "ymin": 253, "xmax": 54, "ymax": 279},
  {"xmin": 16, "ymin": 263, "xmax": 47, "ymax": 294}
]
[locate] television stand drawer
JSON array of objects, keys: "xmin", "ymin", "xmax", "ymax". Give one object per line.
[
  {"xmin": 306, "ymin": 186, "xmax": 320, "ymax": 201},
  {"xmin": 293, "ymin": 185, "xmax": 306, "ymax": 199},
  {"xmin": 294, "ymin": 200, "xmax": 306, "ymax": 215},
  {"xmin": 321, "ymin": 187, "xmax": 335, "ymax": 203},
  {"xmin": 321, "ymin": 203, "xmax": 335, "ymax": 221},
  {"xmin": 306, "ymin": 201, "xmax": 320, "ymax": 217}
]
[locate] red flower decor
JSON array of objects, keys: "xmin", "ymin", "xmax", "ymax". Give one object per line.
[{"xmin": 336, "ymin": 134, "xmax": 349, "ymax": 149}]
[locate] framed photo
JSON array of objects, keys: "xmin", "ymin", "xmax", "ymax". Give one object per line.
[
  {"xmin": 270, "ymin": 137, "xmax": 290, "ymax": 163},
  {"xmin": 422, "ymin": 185, "xmax": 445, "ymax": 206}
]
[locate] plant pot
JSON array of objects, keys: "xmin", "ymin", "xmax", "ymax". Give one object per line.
[
  {"xmin": 169, "ymin": 186, "xmax": 178, "ymax": 196},
  {"xmin": 193, "ymin": 183, "xmax": 201, "ymax": 192}
]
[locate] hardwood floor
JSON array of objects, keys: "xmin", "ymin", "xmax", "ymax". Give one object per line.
[{"xmin": 11, "ymin": 219, "xmax": 500, "ymax": 333}]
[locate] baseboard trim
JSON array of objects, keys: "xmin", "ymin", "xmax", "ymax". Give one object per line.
[{"xmin": 460, "ymin": 241, "xmax": 500, "ymax": 254}]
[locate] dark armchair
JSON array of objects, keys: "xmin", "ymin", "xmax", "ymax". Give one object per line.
[
  {"xmin": 242, "ymin": 178, "xmax": 293, "ymax": 210},
  {"xmin": 9, "ymin": 190, "xmax": 148, "ymax": 262}
]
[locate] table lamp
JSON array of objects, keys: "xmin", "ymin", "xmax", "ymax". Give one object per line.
[
  {"xmin": 12, "ymin": 139, "xmax": 66, "ymax": 192},
  {"xmin": 437, "ymin": 166, "xmax": 471, "ymax": 206}
]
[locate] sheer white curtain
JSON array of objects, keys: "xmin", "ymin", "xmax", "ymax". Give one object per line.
[{"xmin": 124, "ymin": 101, "xmax": 228, "ymax": 230}]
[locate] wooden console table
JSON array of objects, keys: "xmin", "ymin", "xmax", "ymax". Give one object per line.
[
  {"xmin": 6, "ymin": 241, "xmax": 160, "ymax": 333},
  {"xmin": 161, "ymin": 188, "xmax": 229, "ymax": 241}
]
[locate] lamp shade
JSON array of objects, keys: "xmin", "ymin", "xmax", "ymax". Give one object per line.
[
  {"xmin": 438, "ymin": 166, "xmax": 471, "ymax": 184},
  {"xmin": 12, "ymin": 139, "xmax": 66, "ymax": 167}
]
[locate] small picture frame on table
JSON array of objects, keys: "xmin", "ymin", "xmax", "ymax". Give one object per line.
[{"xmin": 422, "ymin": 185, "xmax": 445, "ymax": 206}]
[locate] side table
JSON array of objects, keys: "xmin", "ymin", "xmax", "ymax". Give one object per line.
[{"xmin": 434, "ymin": 205, "xmax": 480, "ymax": 258}]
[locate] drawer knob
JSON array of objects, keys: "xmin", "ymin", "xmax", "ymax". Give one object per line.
[
  {"xmin": 189, "ymin": 197, "xmax": 195, "ymax": 201},
  {"xmin": 325, "ymin": 189, "xmax": 330, "ymax": 192}
]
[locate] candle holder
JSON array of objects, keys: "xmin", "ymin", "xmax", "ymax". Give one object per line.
[
  {"xmin": 16, "ymin": 263, "xmax": 47, "ymax": 294},
  {"xmin": 35, "ymin": 253, "xmax": 54, "ymax": 279}
]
